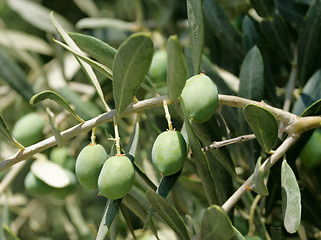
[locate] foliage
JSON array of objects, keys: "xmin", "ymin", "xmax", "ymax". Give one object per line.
[{"xmin": 0, "ymin": 0, "xmax": 321, "ymax": 239}]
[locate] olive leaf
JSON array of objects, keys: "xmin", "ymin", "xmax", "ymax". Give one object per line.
[
  {"xmin": 0, "ymin": 51, "xmax": 34, "ymax": 102},
  {"xmin": 260, "ymin": 14, "xmax": 292, "ymax": 61},
  {"xmin": 69, "ymin": 32, "xmax": 116, "ymax": 69},
  {"xmin": 251, "ymin": 157, "xmax": 269, "ymax": 196},
  {"xmin": 184, "ymin": 117, "xmax": 218, "ymax": 205},
  {"xmin": 187, "ymin": 0, "xmax": 204, "ymax": 74},
  {"xmin": 232, "ymin": 226, "xmax": 246, "ymax": 240},
  {"xmin": 113, "ymin": 33, "xmax": 154, "ymax": 114},
  {"xmin": 242, "ymin": 16, "xmax": 260, "ymax": 52},
  {"xmin": 31, "ymin": 157, "xmax": 70, "ymax": 188},
  {"xmin": 203, "ymin": 0, "xmax": 245, "ymax": 61},
  {"xmin": 122, "ymin": 194, "xmax": 159, "ymax": 239},
  {"xmin": 146, "ymin": 189, "xmax": 190, "ymax": 240},
  {"xmin": 292, "ymin": 69, "xmax": 321, "ymax": 116},
  {"xmin": 96, "ymin": 198, "xmax": 122, "ymax": 240},
  {"xmin": 30, "ymin": 90, "xmax": 84, "ymax": 123},
  {"xmin": 297, "ymin": 0, "xmax": 321, "ymax": 86},
  {"xmin": 167, "ymin": 35, "xmax": 188, "ymax": 102},
  {"xmin": 281, "ymin": 160, "xmax": 301, "ymax": 234},
  {"xmin": 0, "ymin": 115, "xmax": 24, "ymax": 150},
  {"xmin": 69, "ymin": 32, "xmax": 157, "ymax": 95},
  {"xmin": 243, "ymin": 104, "xmax": 278, "ymax": 153},
  {"xmin": 239, "ymin": 46, "xmax": 264, "ymax": 101},
  {"xmin": 200, "ymin": 205, "xmax": 234, "ymax": 240},
  {"xmin": 50, "ymin": 12, "xmax": 110, "ymax": 112},
  {"xmin": 53, "ymin": 39, "xmax": 113, "ymax": 79}
]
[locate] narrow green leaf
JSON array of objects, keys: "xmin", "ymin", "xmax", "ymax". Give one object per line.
[
  {"xmin": 232, "ymin": 226, "xmax": 246, "ymax": 240},
  {"xmin": 301, "ymin": 188, "xmax": 321, "ymax": 231},
  {"xmin": 187, "ymin": 0, "xmax": 204, "ymax": 74},
  {"xmin": 3, "ymin": 223, "xmax": 20, "ymax": 240},
  {"xmin": 122, "ymin": 194, "xmax": 159, "ymax": 239},
  {"xmin": 260, "ymin": 14, "xmax": 292, "ymax": 61},
  {"xmin": 243, "ymin": 104, "xmax": 278, "ymax": 152},
  {"xmin": 113, "ymin": 33, "xmax": 154, "ymax": 113},
  {"xmin": 53, "ymin": 38, "xmax": 113, "ymax": 79},
  {"xmin": 0, "ymin": 116, "xmax": 16, "ymax": 145},
  {"xmin": 69, "ymin": 32, "xmax": 116, "ymax": 69},
  {"xmin": 96, "ymin": 198, "xmax": 122, "ymax": 240},
  {"xmin": 184, "ymin": 117, "xmax": 218, "ymax": 205},
  {"xmin": 46, "ymin": 107, "xmax": 63, "ymax": 148},
  {"xmin": 0, "ymin": 51, "xmax": 34, "ymax": 102},
  {"xmin": 242, "ymin": 16, "xmax": 260, "ymax": 52},
  {"xmin": 251, "ymin": 157, "xmax": 269, "ymax": 196},
  {"xmin": 133, "ymin": 163, "xmax": 157, "ymax": 191},
  {"xmin": 167, "ymin": 35, "xmax": 188, "ymax": 102},
  {"xmin": 239, "ymin": 46, "xmax": 264, "ymax": 101},
  {"xmin": 298, "ymin": 0, "xmax": 321, "ymax": 86},
  {"xmin": 281, "ymin": 160, "xmax": 301, "ymax": 233},
  {"xmin": 30, "ymin": 90, "xmax": 84, "ymax": 123},
  {"xmin": 292, "ymin": 68, "xmax": 321, "ymax": 116},
  {"xmin": 146, "ymin": 189, "xmax": 190, "ymax": 240},
  {"xmin": 31, "ymin": 157, "xmax": 70, "ymax": 188},
  {"xmin": 50, "ymin": 12, "xmax": 110, "ymax": 112},
  {"xmin": 200, "ymin": 205, "xmax": 234, "ymax": 240},
  {"xmin": 203, "ymin": 0, "xmax": 245, "ymax": 61},
  {"xmin": 69, "ymin": 32, "xmax": 157, "ymax": 95},
  {"xmin": 120, "ymin": 204, "xmax": 136, "ymax": 239},
  {"xmin": 249, "ymin": 0, "xmax": 276, "ymax": 18},
  {"xmin": 126, "ymin": 121, "xmax": 140, "ymax": 157},
  {"xmin": 144, "ymin": 169, "xmax": 182, "ymax": 229},
  {"xmin": 276, "ymin": 0, "xmax": 306, "ymax": 25}
]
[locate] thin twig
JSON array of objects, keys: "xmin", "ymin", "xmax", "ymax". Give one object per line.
[
  {"xmin": 202, "ymin": 134, "xmax": 256, "ymax": 151},
  {"xmin": 221, "ymin": 135, "xmax": 298, "ymax": 213}
]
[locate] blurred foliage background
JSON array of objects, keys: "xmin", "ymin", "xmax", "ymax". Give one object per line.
[{"xmin": 0, "ymin": 0, "xmax": 321, "ymax": 239}]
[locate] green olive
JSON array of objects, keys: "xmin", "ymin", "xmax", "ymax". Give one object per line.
[
  {"xmin": 12, "ymin": 113, "xmax": 45, "ymax": 146},
  {"xmin": 300, "ymin": 129, "xmax": 321, "ymax": 168},
  {"xmin": 75, "ymin": 144, "xmax": 108, "ymax": 190},
  {"xmin": 152, "ymin": 131, "xmax": 186, "ymax": 176},
  {"xmin": 180, "ymin": 74, "xmax": 218, "ymax": 123},
  {"xmin": 24, "ymin": 171, "xmax": 53, "ymax": 195},
  {"xmin": 50, "ymin": 169, "xmax": 77, "ymax": 199},
  {"xmin": 50, "ymin": 147, "xmax": 75, "ymax": 170},
  {"xmin": 98, "ymin": 155, "xmax": 135, "ymax": 199},
  {"xmin": 149, "ymin": 50, "xmax": 167, "ymax": 83}
]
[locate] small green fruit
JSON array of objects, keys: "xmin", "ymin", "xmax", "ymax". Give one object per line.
[
  {"xmin": 300, "ymin": 129, "xmax": 321, "ymax": 168},
  {"xmin": 50, "ymin": 147, "xmax": 75, "ymax": 170},
  {"xmin": 180, "ymin": 74, "xmax": 218, "ymax": 122},
  {"xmin": 12, "ymin": 113, "xmax": 45, "ymax": 146},
  {"xmin": 149, "ymin": 50, "xmax": 167, "ymax": 83},
  {"xmin": 50, "ymin": 170, "xmax": 77, "ymax": 199},
  {"xmin": 24, "ymin": 171, "xmax": 53, "ymax": 195},
  {"xmin": 152, "ymin": 131, "xmax": 187, "ymax": 176},
  {"xmin": 75, "ymin": 144, "xmax": 108, "ymax": 190},
  {"xmin": 98, "ymin": 155, "xmax": 135, "ymax": 199}
]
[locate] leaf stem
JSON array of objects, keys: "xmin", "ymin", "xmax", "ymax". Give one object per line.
[{"xmin": 163, "ymin": 98, "xmax": 173, "ymax": 131}]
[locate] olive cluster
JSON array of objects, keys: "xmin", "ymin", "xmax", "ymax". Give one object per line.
[
  {"xmin": 152, "ymin": 74, "xmax": 219, "ymax": 175},
  {"xmin": 75, "ymin": 144, "xmax": 135, "ymax": 199}
]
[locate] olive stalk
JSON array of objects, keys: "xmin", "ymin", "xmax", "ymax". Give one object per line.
[
  {"xmin": 90, "ymin": 127, "xmax": 97, "ymax": 145},
  {"xmin": 113, "ymin": 116, "xmax": 121, "ymax": 155},
  {"xmin": 163, "ymin": 98, "xmax": 173, "ymax": 131}
]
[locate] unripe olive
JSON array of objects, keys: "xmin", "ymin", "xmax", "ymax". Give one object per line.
[
  {"xmin": 24, "ymin": 171, "xmax": 53, "ymax": 195},
  {"xmin": 50, "ymin": 147, "xmax": 75, "ymax": 170},
  {"xmin": 98, "ymin": 155, "xmax": 135, "ymax": 199},
  {"xmin": 12, "ymin": 113, "xmax": 45, "ymax": 146},
  {"xmin": 50, "ymin": 170, "xmax": 77, "ymax": 199},
  {"xmin": 75, "ymin": 144, "xmax": 108, "ymax": 190},
  {"xmin": 149, "ymin": 50, "xmax": 167, "ymax": 83},
  {"xmin": 180, "ymin": 74, "xmax": 218, "ymax": 123},
  {"xmin": 300, "ymin": 129, "xmax": 321, "ymax": 168},
  {"xmin": 152, "ymin": 131, "xmax": 187, "ymax": 176}
]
